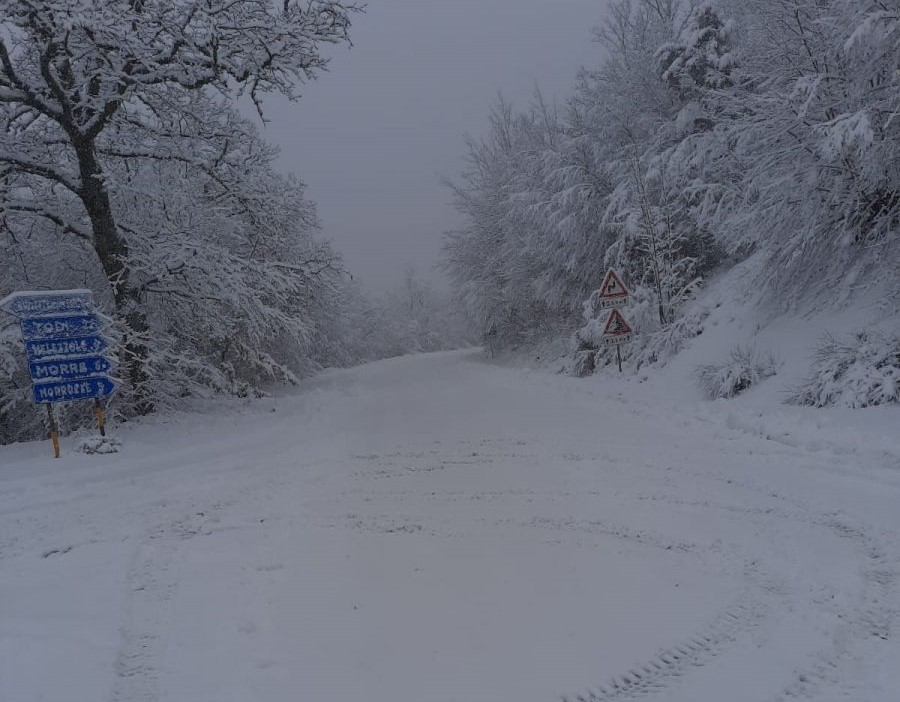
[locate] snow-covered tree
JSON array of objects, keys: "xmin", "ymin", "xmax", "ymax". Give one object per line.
[
  {"xmin": 443, "ymin": 98, "xmax": 558, "ymax": 347},
  {"xmin": 704, "ymin": 0, "xmax": 900, "ymax": 304},
  {"xmin": 658, "ymin": 5, "xmax": 736, "ymax": 102}
]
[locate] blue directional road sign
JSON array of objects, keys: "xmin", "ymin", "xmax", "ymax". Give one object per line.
[
  {"xmin": 32, "ymin": 377, "xmax": 118, "ymax": 405},
  {"xmin": 0, "ymin": 290, "xmax": 94, "ymax": 318},
  {"xmin": 20, "ymin": 315, "xmax": 103, "ymax": 341},
  {"xmin": 25, "ymin": 335, "xmax": 110, "ymax": 362},
  {"xmin": 29, "ymin": 356, "xmax": 113, "ymax": 382},
  {"xmin": 1, "ymin": 289, "xmax": 118, "ymax": 407}
]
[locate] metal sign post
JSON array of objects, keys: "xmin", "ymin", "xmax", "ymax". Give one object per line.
[
  {"xmin": 94, "ymin": 398, "xmax": 107, "ymax": 438},
  {"xmin": 1, "ymin": 290, "xmax": 118, "ymax": 457},
  {"xmin": 46, "ymin": 405, "xmax": 60, "ymax": 459}
]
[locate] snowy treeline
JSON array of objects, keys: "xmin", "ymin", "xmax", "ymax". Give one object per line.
[{"xmin": 444, "ymin": 0, "xmax": 900, "ymax": 353}]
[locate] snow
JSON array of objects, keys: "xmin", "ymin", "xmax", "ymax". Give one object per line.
[
  {"xmin": 1, "ymin": 348, "xmax": 899, "ymax": 702},
  {"xmin": 0, "ymin": 289, "xmax": 93, "ymax": 303}
]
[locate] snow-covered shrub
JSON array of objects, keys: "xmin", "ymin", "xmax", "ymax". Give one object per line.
[
  {"xmin": 570, "ymin": 349, "xmax": 597, "ymax": 377},
  {"xmin": 631, "ymin": 303, "xmax": 709, "ymax": 371},
  {"xmin": 789, "ymin": 331, "xmax": 900, "ymax": 408},
  {"xmin": 696, "ymin": 346, "xmax": 779, "ymax": 400}
]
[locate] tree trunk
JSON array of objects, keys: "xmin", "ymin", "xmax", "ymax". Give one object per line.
[{"xmin": 75, "ymin": 141, "xmax": 154, "ymax": 415}]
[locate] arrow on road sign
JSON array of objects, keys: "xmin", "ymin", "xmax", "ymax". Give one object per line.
[
  {"xmin": 596, "ymin": 269, "xmax": 630, "ymax": 310},
  {"xmin": 29, "ymin": 356, "xmax": 113, "ymax": 383},
  {"xmin": 25, "ymin": 335, "xmax": 110, "ymax": 362},
  {"xmin": 20, "ymin": 315, "xmax": 103, "ymax": 341},
  {"xmin": 32, "ymin": 377, "xmax": 118, "ymax": 405}
]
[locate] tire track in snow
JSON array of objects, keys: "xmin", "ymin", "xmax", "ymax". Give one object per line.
[
  {"xmin": 561, "ymin": 583, "xmax": 768, "ymax": 702},
  {"xmin": 552, "ymin": 430, "xmax": 900, "ymax": 702},
  {"xmin": 773, "ymin": 517, "xmax": 898, "ymax": 701},
  {"xmin": 547, "ymin": 467, "xmax": 790, "ymax": 701},
  {"xmin": 679, "ymin": 464, "xmax": 900, "ymax": 701},
  {"xmin": 109, "ymin": 510, "xmax": 215, "ymax": 702},
  {"xmin": 522, "ymin": 516, "xmax": 695, "ymax": 553},
  {"xmin": 106, "ymin": 470, "xmax": 278, "ymax": 702},
  {"xmin": 558, "ymin": 506, "xmax": 899, "ymax": 702}
]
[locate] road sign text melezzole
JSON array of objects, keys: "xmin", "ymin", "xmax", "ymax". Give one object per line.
[
  {"xmin": 29, "ymin": 356, "xmax": 113, "ymax": 382},
  {"xmin": 0, "ymin": 290, "xmax": 94, "ymax": 318},
  {"xmin": 32, "ymin": 377, "xmax": 117, "ymax": 405},
  {"xmin": 20, "ymin": 315, "xmax": 102, "ymax": 341},
  {"xmin": 25, "ymin": 335, "xmax": 109, "ymax": 362}
]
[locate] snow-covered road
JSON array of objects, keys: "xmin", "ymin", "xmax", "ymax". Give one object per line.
[{"xmin": 1, "ymin": 349, "xmax": 898, "ymax": 702}]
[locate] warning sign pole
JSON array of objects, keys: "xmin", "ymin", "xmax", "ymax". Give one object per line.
[{"xmin": 616, "ymin": 344, "xmax": 623, "ymax": 373}]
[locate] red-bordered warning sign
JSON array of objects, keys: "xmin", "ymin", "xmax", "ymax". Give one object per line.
[
  {"xmin": 600, "ymin": 308, "xmax": 633, "ymax": 345},
  {"xmin": 596, "ymin": 269, "xmax": 630, "ymax": 310}
]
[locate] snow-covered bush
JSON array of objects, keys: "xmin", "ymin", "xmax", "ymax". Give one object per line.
[
  {"xmin": 789, "ymin": 331, "xmax": 900, "ymax": 408},
  {"xmin": 631, "ymin": 302, "xmax": 708, "ymax": 371},
  {"xmin": 696, "ymin": 346, "xmax": 779, "ymax": 400}
]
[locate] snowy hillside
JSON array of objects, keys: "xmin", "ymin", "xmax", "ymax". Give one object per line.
[
  {"xmin": 2, "ymin": 349, "xmax": 898, "ymax": 702},
  {"xmin": 623, "ymin": 256, "xmax": 900, "ymax": 403}
]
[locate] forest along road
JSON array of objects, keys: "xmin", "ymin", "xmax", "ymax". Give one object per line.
[{"xmin": 0, "ymin": 349, "xmax": 898, "ymax": 702}]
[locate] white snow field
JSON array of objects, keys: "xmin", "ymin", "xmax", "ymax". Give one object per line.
[{"xmin": 1, "ymin": 349, "xmax": 899, "ymax": 702}]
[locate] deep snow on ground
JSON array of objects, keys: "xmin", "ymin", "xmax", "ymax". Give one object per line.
[{"xmin": 1, "ymin": 348, "xmax": 899, "ymax": 702}]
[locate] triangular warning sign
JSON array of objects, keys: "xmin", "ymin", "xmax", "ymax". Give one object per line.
[
  {"xmin": 598, "ymin": 269, "xmax": 630, "ymax": 302},
  {"xmin": 602, "ymin": 308, "xmax": 633, "ymax": 338}
]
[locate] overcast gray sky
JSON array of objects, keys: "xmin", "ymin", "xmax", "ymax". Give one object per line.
[{"xmin": 260, "ymin": 0, "xmax": 605, "ymax": 291}]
